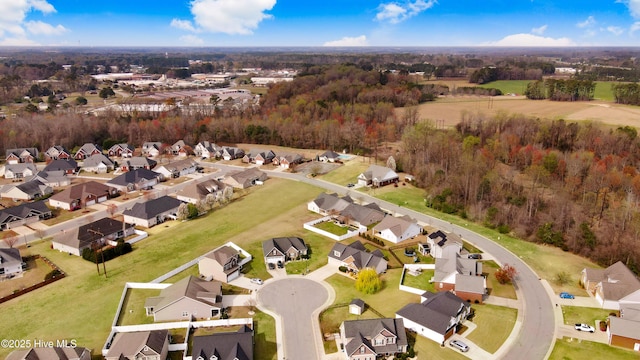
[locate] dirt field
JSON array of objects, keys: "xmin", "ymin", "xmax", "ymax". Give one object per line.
[{"xmin": 405, "ymin": 96, "xmax": 640, "ymax": 129}]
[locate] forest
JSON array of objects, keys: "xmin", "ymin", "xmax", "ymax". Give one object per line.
[{"xmin": 1, "ymin": 60, "xmax": 640, "ymax": 273}]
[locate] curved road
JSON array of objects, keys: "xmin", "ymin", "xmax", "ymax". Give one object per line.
[
  {"xmin": 260, "ymin": 169, "xmax": 556, "ymax": 360},
  {"xmin": 257, "ymin": 278, "xmax": 329, "ymax": 360}
]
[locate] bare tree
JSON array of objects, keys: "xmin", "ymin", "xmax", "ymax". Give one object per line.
[
  {"xmin": 3, "ymin": 235, "xmax": 19, "ymax": 248},
  {"xmin": 386, "ymin": 156, "xmax": 396, "ymax": 171},
  {"xmin": 106, "ymin": 203, "xmax": 118, "ymax": 218}
]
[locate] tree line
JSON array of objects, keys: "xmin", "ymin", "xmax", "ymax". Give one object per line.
[
  {"xmin": 399, "ymin": 115, "xmax": 640, "ymax": 273},
  {"xmin": 524, "ymin": 79, "xmax": 595, "ymax": 101}
]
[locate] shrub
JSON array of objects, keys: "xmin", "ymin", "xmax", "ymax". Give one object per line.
[
  {"xmin": 495, "ymin": 264, "xmax": 518, "ymax": 284},
  {"xmin": 44, "ymin": 269, "xmax": 62, "ymax": 280},
  {"xmin": 355, "ymin": 268, "xmax": 382, "ymax": 294}
]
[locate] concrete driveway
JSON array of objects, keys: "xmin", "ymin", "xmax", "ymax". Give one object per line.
[{"xmin": 257, "ymin": 278, "xmax": 329, "ymax": 360}]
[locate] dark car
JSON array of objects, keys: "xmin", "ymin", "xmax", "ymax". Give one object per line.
[
  {"xmin": 277, "ymin": 261, "xmax": 284, "ymax": 269},
  {"xmin": 268, "ymin": 262, "xmax": 275, "ymax": 270},
  {"xmin": 468, "ymin": 253, "xmax": 482, "ymax": 259}
]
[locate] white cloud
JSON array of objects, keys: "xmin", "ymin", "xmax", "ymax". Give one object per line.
[
  {"xmin": 376, "ymin": 0, "xmax": 436, "ymax": 24},
  {"xmin": 616, "ymin": 0, "xmax": 640, "ymax": 18},
  {"xmin": 179, "ymin": 34, "xmax": 204, "ymax": 45},
  {"xmin": 576, "ymin": 16, "xmax": 596, "ymax": 28},
  {"xmin": 323, "ymin": 35, "xmax": 368, "ymax": 47},
  {"xmin": 631, "ymin": 21, "xmax": 640, "ymax": 34},
  {"xmin": 171, "ymin": 19, "xmax": 198, "ymax": 32},
  {"xmin": 607, "ymin": 26, "xmax": 624, "ymax": 35},
  {"xmin": 187, "ymin": 0, "xmax": 276, "ymax": 35},
  {"xmin": 0, "ymin": 0, "xmax": 62, "ymax": 45},
  {"xmin": 484, "ymin": 33, "xmax": 575, "ymax": 46},
  {"xmin": 25, "ymin": 20, "xmax": 67, "ymax": 35},
  {"xmin": 531, "ymin": 25, "xmax": 547, "ymax": 35}
]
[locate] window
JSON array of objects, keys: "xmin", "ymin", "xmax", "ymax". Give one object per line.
[
  {"xmin": 182, "ymin": 311, "xmax": 189, "ymax": 317},
  {"xmin": 360, "ymin": 346, "xmax": 365, "ymax": 354},
  {"xmin": 333, "ymin": 250, "xmax": 341, "ymax": 257}
]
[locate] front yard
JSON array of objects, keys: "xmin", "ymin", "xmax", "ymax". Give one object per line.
[
  {"xmin": 550, "ymin": 337, "xmax": 639, "ymax": 360},
  {"xmin": 482, "ymin": 260, "xmax": 517, "ymax": 299},
  {"xmin": 465, "ymin": 304, "xmax": 518, "ymax": 354},
  {"xmin": 561, "ymin": 305, "xmax": 613, "ymax": 327}
]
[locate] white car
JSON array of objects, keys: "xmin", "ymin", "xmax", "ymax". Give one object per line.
[
  {"xmin": 250, "ymin": 278, "xmax": 263, "ymax": 285},
  {"xmin": 574, "ymin": 323, "xmax": 595, "ymax": 332}
]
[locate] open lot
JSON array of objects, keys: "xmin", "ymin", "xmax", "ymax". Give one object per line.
[
  {"xmin": 0, "ymin": 178, "xmax": 321, "ymax": 359},
  {"xmin": 550, "ymin": 337, "xmax": 639, "ymax": 360}
]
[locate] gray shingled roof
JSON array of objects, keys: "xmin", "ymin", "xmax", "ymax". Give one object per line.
[
  {"xmin": 105, "ymin": 330, "xmax": 168, "ymax": 359},
  {"xmin": 262, "ymin": 237, "xmax": 307, "ymax": 257},
  {"xmin": 43, "ymin": 159, "xmax": 78, "ymax": 172},
  {"xmin": 107, "ymin": 168, "xmax": 161, "ymax": 186},
  {"xmin": 144, "ymin": 276, "xmax": 222, "ymax": 311},
  {"xmin": 342, "ymin": 318, "xmax": 408, "ymax": 357},
  {"xmin": 122, "ymin": 196, "xmax": 182, "ymax": 220},
  {"xmin": 0, "ymin": 200, "xmax": 51, "ymax": 225},
  {"xmin": 328, "ymin": 240, "xmax": 386, "ymax": 271},
  {"xmin": 49, "ymin": 181, "xmax": 115, "ymax": 203},
  {"xmin": 192, "ymin": 326, "xmax": 253, "ymax": 360},
  {"xmin": 82, "ymin": 154, "xmax": 114, "ymax": 168}
]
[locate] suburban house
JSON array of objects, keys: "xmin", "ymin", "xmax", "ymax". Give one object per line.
[
  {"xmin": 0, "ymin": 179, "xmax": 52, "ymax": 200},
  {"xmin": 43, "ymin": 158, "xmax": 78, "ymax": 174},
  {"xmin": 262, "ymin": 237, "xmax": 308, "ymax": 266},
  {"xmin": 81, "ymin": 154, "xmax": 115, "ymax": 173},
  {"xmin": 433, "ymin": 253, "xmax": 485, "ymax": 303},
  {"xmin": 194, "ymin": 141, "xmax": 221, "ymax": 159},
  {"xmin": 3, "ymin": 163, "xmax": 37, "ymax": 179},
  {"xmin": 243, "ymin": 149, "xmax": 276, "ymax": 165},
  {"xmin": 221, "ymin": 146, "xmax": 245, "ymax": 160},
  {"xmin": 0, "ymin": 248, "xmax": 25, "ymax": 277},
  {"xmin": 104, "ymin": 330, "xmax": 169, "ymax": 360},
  {"xmin": 308, "ymin": 193, "xmax": 354, "ymax": 215},
  {"xmin": 319, "ymin": 150, "xmax": 340, "ymax": 163},
  {"xmin": 144, "ymin": 276, "xmax": 223, "ymax": 321},
  {"xmin": 373, "ymin": 215, "xmax": 423, "ymax": 244},
  {"xmin": 273, "ymin": 153, "xmax": 303, "ymax": 169},
  {"xmin": 176, "ymin": 179, "xmax": 229, "ymax": 204},
  {"xmin": 582, "ymin": 261, "xmax": 640, "ymax": 310},
  {"xmin": 154, "ymin": 158, "xmax": 198, "ymax": 178},
  {"xmin": 51, "ymin": 217, "xmax": 135, "ymax": 256},
  {"xmin": 223, "ymin": 168, "xmax": 267, "ymax": 189},
  {"xmin": 426, "ymin": 230, "xmax": 463, "ymax": 259},
  {"xmin": 120, "ymin": 157, "xmax": 157, "ymax": 172},
  {"xmin": 7, "ymin": 347, "xmax": 91, "ymax": 360},
  {"xmin": 5, "ymin": 148, "xmax": 38, "ymax": 164},
  {"xmin": 357, "ymin": 165, "xmax": 399, "ymax": 187},
  {"xmin": 122, "ymin": 196, "xmax": 182, "ymax": 228},
  {"xmin": 192, "ymin": 326, "xmax": 254, "ymax": 360},
  {"xmin": 339, "ymin": 318, "xmax": 408, "ymax": 360},
  {"xmin": 44, "ymin": 145, "xmax": 72, "ymax": 161},
  {"xmin": 30, "ymin": 170, "xmax": 71, "ymax": 188},
  {"xmin": 141, "ymin": 142, "xmax": 163, "ymax": 157},
  {"xmin": 49, "ymin": 181, "xmax": 118, "ymax": 211},
  {"xmin": 199, "ymin": 245, "xmax": 242, "ymax": 283},
  {"xmin": 608, "ymin": 303, "xmax": 640, "ymax": 351},
  {"xmin": 74, "ymin": 143, "xmax": 102, "ymax": 160},
  {"xmin": 107, "ymin": 143, "xmax": 135, "ymax": 158},
  {"xmin": 338, "ymin": 202, "xmax": 386, "ymax": 231},
  {"xmin": 396, "ymin": 291, "xmax": 471, "ymax": 345},
  {"xmin": 0, "ymin": 200, "xmax": 52, "ymax": 230},
  {"xmin": 328, "ymin": 240, "xmax": 387, "ymax": 274},
  {"xmin": 107, "ymin": 168, "xmax": 162, "ymax": 192},
  {"xmin": 170, "ymin": 140, "xmax": 192, "ymax": 156}
]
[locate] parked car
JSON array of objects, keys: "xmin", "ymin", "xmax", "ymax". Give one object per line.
[
  {"xmin": 346, "ymin": 183, "xmax": 355, "ymax": 188},
  {"xmin": 467, "ymin": 253, "xmax": 482, "ymax": 259},
  {"xmin": 574, "ymin": 323, "xmax": 595, "ymax": 332},
  {"xmin": 250, "ymin": 278, "xmax": 263, "ymax": 285},
  {"xmin": 268, "ymin": 262, "xmax": 275, "ymax": 270},
  {"xmin": 559, "ymin": 292, "xmax": 575, "ymax": 299},
  {"xmin": 277, "ymin": 261, "xmax": 284, "ymax": 269},
  {"xmin": 449, "ymin": 339, "xmax": 469, "ymax": 352}
]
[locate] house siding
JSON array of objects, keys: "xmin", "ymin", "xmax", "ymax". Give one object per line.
[
  {"xmin": 152, "ymin": 297, "xmax": 220, "ymax": 322},
  {"xmin": 396, "ymin": 316, "xmax": 447, "ymax": 344}
]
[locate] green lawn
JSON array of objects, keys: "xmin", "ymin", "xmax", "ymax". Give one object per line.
[
  {"xmin": 478, "ymin": 80, "xmax": 530, "ymax": 95},
  {"xmin": 561, "ymin": 306, "xmax": 613, "ymax": 327},
  {"xmin": 116, "ymin": 288, "xmax": 159, "ymax": 326},
  {"xmin": 550, "ymin": 337, "xmax": 639, "ymax": 360},
  {"xmin": 482, "ymin": 260, "xmax": 517, "ymax": 300},
  {"xmin": 0, "ymin": 178, "xmax": 320, "ymax": 359},
  {"xmin": 411, "ymin": 333, "xmax": 468, "ymax": 360},
  {"xmin": 314, "ymin": 220, "xmax": 349, "ymax": 236},
  {"xmin": 318, "ymin": 158, "xmax": 369, "ymax": 186},
  {"xmin": 465, "ymin": 304, "xmax": 518, "ymax": 354},
  {"xmin": 42, "ymin": 207, "xmax": 96, "ymax": 226},
  {"xmin": 401, "ymin": 269, "xmax": 435, "ymax": 292}
]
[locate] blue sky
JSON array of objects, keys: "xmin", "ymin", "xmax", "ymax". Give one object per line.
[{"xmin": 1, "ymin": 0, "xmax": 639, "ymax": 47}]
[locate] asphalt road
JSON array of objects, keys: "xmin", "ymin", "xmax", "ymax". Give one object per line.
[
  {"xmin": 255, "ymin": 168, "xmax": 555, "ymax": 360},
  {"xmin": 257, "ymin": 278, "xmax": 329, "ymax": 360}
]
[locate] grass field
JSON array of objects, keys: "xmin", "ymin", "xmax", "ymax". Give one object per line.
[
  {"xmin": 561, "ymin": 306, "xmax": 613, "ymax": 327},
  {"xmin": 411, "ymin": 333, "xmax": 469, "ymax": 360},
  {"xmin": 116, "ymin": 288, "xmax": 160, "ymax": 326},
  {"xmin": 550, "ymin": 337, "xmax": 639, "ymax": 360},
  {"xmin": 401, "ymin": 269, "xmax": 435, "ymax": 292},
  {"xmin": 318, "ymin": 158, "xmax": 369, "ymax": 186},
  {"xmin": 0, "ymin": 178, "xmax": 321, "ymax": 359},
  {"xmin": 478, "ymin": 80, "xmax": 530, "ymax": 95},
  {"xmin": 314, "ymin": 220, "xmax": 349, "ymax": 236},
  {"xmin": 465, "ymin": 304, "xmax": 518, "ymax": 354}
]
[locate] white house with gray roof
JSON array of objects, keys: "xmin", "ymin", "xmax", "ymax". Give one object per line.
[
  {"xmin": 0, "ymin": 248, "xmax": 25, "ymax": 277},
  {"xmin": 358, "ymin": 164, "xmax": 398, "ymax": 187},
  {"xmin": 373, "ymin": 215, "xmax": 422, "ymax": 244},
  {"xmin": 104, "ymin": 330, "xmax": 168, "ymax": 360},
  {"xmin": 328, "ymin": 240, "xmax": 387, "ymax": 274},
  {"xmin": 340, "ymin": 318, "xmax": 408, "ymax": 360},
  {"xmin": 122, "ymin": 195, "xmax": 182, "ymax": 228},
  {"xmin": 3, "ymin": 163, "xmax": 37, "ymax": 179},
  {"xmin": 144, "ymin": 276, "xmax": 223, "ymax": 322},
  {"xmin": 81, "ymin": 154, "xmax": 114, "ymax": 173}
]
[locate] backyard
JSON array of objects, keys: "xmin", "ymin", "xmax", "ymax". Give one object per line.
[
  {"xmin": 314, "ymin": 220, "xmax": 349, "ymax": 236},
  {"xmin": 401, "ymin": 269, "xmax": 435, "ymax": 293},
  {"xmin": 0, "ymin": 256, "xmax": 56, "ymax": 298}
]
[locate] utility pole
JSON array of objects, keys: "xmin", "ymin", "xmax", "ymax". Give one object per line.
[{"xmin": 87, "ymin": 229, "xmax": 107, "ymax": 278}]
